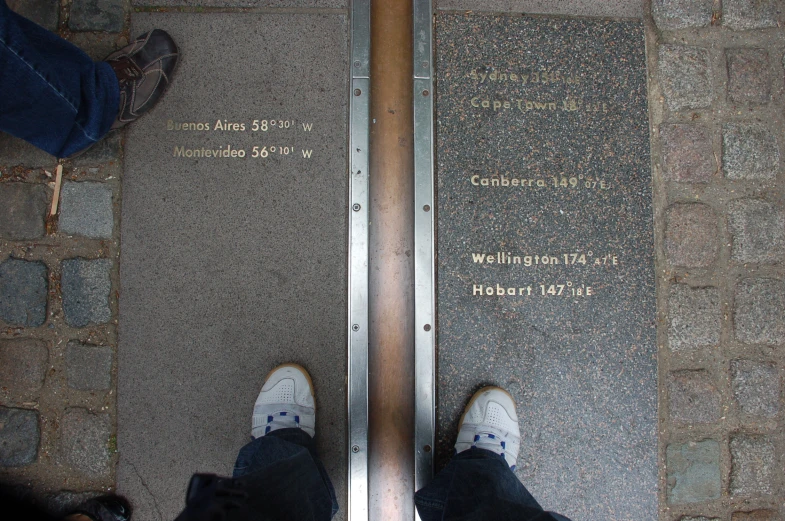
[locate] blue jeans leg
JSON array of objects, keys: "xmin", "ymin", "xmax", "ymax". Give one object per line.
[
  {"xmin": 0, "ymin": 0, "xmax": 119, "ymax": 158},
  {"xmin": 232, "ymin": 428, "xmax": 339, "ymax": 520},
  {"xmin": 415, "ymin": 448, "xmax": 569, "ymax": 521}
]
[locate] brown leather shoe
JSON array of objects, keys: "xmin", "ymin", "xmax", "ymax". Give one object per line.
[{"xmin": 104, "ymin": 29, "xmax": 179, "ymax": 130}]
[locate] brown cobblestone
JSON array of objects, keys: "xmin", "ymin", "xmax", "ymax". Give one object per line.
[
  {"xmin": 668, "ymin": 370, "xmax": 720, "ymax": 423},
  {"xmin": 0, "ymin": 339, "xmax": 48, "ymax": 396},
  {"xmin": 660, "ymin": 124, "xmax": 716, "ymax": 183},
  {"xmin": 726, "ymin": 49, "xmax": 771, "ymax": 104},
  {"xmin": 665, "ymin": 204, "xmax": 719, "ymax": 268}
]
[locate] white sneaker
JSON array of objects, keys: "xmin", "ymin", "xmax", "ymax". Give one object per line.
[
  {"xmin": 454, "ymin": 386, "xmax": 521, "ymax": 469},
  {"xmin": 252, "ymin": 364, "xmax": 315, "ymax": 438}
]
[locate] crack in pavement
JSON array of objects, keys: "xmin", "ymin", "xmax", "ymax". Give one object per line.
[{"xmin": 124, "ymin": 459, "xmax": 164, "ymax": 521}]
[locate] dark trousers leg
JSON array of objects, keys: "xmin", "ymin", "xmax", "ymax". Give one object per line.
[
  {"xmin": 176, "ymin": 429, "xmax": 338, "ymax": 521},
  {"xmin": 415, "ymin": 448, "xmax": 565, "ymax": 521},
  {"xmin": 232, "ymin": 428, "xmax": 338, "ymax": 520},
  {"xmin": 0, "ymin": 0, "xmax": 118, "ymax": 157}
]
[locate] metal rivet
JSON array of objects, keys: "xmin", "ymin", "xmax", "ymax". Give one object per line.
[
  {"xmin": 423, "ymin": 445, "xmax": 432, "ymax": 453},
  {"xmin": 352, "ymin": 324, "xmax": 360, "ymax": 331},
  {"xmin": 354, "ymin": 60, "xmax": 361, "ymax": 67},
  {"xmin": 422, "ymin": 89, "xmax": 430, "ymax": 97},
  {"xmin": 424, "ymin": 324, "xmax": 431, "ymax": 331},
  {"xmin": 423, "ymin": 205, "xmax": 431, "ymax": 212},
  {"xmin": 352, "ymin": 445, "xmax": 360, "ymax": 453},
  {"xmin": 352, "ymin": 203, "xmax": 361, "ymax": 212},
  {"xmin": 354, "ymin": 89, "xmax": 362, "ymax": 96}
]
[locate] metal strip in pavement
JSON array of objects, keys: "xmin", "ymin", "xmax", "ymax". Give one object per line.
[
  {"xmin": 413, "ymin": 0, "xmax": 436, "ymax": 505},
  {"xmin": 349, "ymin": 0, "xmax": 370, "ymax": 519}
]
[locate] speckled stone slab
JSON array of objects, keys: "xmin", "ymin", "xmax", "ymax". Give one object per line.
[
  {"xmin": 435, "ymin": 15, "xmax": 655, "ymax": 520},
  {"xmin": 131, "ymin": 0, "xmax": 346, "ymax": 8},
  {"xmin": 118, "ymin": 12, "xmax": 348, "ymax": 521},
  {"xmin": 437, "ymin": 0, "xmax": 643, "ymax": 19}
]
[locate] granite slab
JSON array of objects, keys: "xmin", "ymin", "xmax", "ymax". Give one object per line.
[
  {"xmin": 118, "ymin": 12, "xmax": 348, "ymax": 521},
  {"xmin": 131, "ymin": 0, "xmax": 346, "ymax": 9},
  {"xmin": 435, "ymin": 14, "xmax": 655, "ymax": 520},
  {"xmin": 436, "ymin": 0, "xmax": 643, "ymax": 19}
]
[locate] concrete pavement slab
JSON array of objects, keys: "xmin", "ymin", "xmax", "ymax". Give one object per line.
[{"xmin": 118, "ymin": 12, "xmax": 348, "ymax": 521}]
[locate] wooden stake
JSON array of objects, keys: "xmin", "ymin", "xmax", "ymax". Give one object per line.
[{"xmin": 49, "ymin": 164, "xmax": 63, "ymax": 216}]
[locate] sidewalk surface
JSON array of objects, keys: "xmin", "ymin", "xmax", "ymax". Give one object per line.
[{"xmin": 1, "ymin": 0, "xmax": 784, "ymax": 520}]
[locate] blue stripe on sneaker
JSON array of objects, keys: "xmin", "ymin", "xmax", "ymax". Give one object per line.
[
  {"xmin": 488, "ymin": 434, "xmax": 495, "ymax": 439},
  {"xmin": 295, "ymin": 415, "xmax": 300, "ymax": 423},
  {"xmin": 267, "ymin": 415, "xmax": 273, "ymax": 423},
  {"xmin": 280, "ymin": 411, "xmax": 287, "ymax": 416},
  {"xmin": 474, "ymin": 435, "xmax": 480, "ymax": 442}
]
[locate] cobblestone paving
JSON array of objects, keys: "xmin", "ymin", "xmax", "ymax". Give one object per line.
[
  {"xmin": 0, "ymin": 0, "xmax": 127, "ymax": 512},
  {"xmin": 649, "ymin": 0, "xmax": 785, "ymax": 519},
  {"xmin": 2, "ymin": 0, "xmax": 785, "ymax": 520}
]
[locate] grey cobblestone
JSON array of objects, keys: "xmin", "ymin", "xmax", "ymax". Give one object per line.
[
  {"xmin": 732, "ymin": 511, "xmax": 778, "ymax": 521},
  {"xmin": 61, "ymin": 258, "xmax": 112, "ymax": 328},
  {"xmin": 59, "ymin": 182, "xmax": 114, "ymax": 239},
  {"xmin": 69, "ymin": 0, "xmax": 125, "ymax": 32},
  {"xmin": 665, "ymin": 204, "xmax": 719, "ymax": 268},
  {"xmin": 731, "ymin": 359, "xmax": 779, "ymax": 418},
  {"xmin": 669, "ymin": 370, "xmax": 720, "ymax": 423},
  {"xmin": 60, "ymin": 407, "xmax": 110, "ymax": 478},
  {"xmin": 0, "ymin": 183, "xmax": 49, "ymax": 240},
  {"xmin": 652, "ymin": 0, "xmax": 713, "ymax": 30},
  {"xmin": 658, "ymin": 45, "xmax": 713, "ymax": 111},
  {"xmin": 735, "ymin": 278, "xmax": 785, "ymax": 345},
  {"xmin": 681, "ymin": 518, "xmax": 721, "ymax": 521},
  {"xmin": 0, "ymin": 133, "xmax": 55, "ymax": 168},
  {"xmin": 723, "ymin": 0, "xmax": 781, "ymax": 30},
  {"xmin": 66, "ymin": 341, "xmax": 112, "ymax": 391},
  {"xmin": 0, "ymin": 407, "xmax": 39, "ymax": 467},
  {"xmin": 726, "ymin": 49, "xmax": 771, "ymax": 104},
  {"xmin": 668, "ymin": 285, "xmax": 721, "ymax": 351},
  {"xmin": 727, "ymin": 199, "xmax": 785, "ymax": 264},
  {"xmin": 660, "ymin": 124, "xmax": 716, "ymax": 183},
  {"xmin": 723, "ymin": 123, "xmax": 779, "ymax": 180},
  {"xmin": 666, "ymin": 440, "xmax": 721, "ymax": 504},
  {"xmin": 0, "ymin": 339, "xmax": 48, "ymax": 395},
  {"xmin": 7, "ymin": 0, "xmax": 59, "ymax": 31},
  {"xmin": 0, "ymin": 258, "xmax": 48, "ymax": 327},
  {"xmin": 730, "ymin": 434, "xmax": 775, "ymax": 496}
]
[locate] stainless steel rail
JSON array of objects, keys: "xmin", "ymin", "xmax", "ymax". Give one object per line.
[
  {"xmin": 348, "ymin": 0, "xmax": 371, "ymax": 519},
  {"xmin": 412, "ymin": 0, "xmax": 436, "ymax": 507}
]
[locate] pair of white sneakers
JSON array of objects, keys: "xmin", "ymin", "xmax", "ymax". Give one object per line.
[{"xmin": 252, "ymin": 364, "xmax": 521, "ymax": 468}]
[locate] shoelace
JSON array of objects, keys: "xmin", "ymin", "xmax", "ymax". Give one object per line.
[
  {"xmin": 263, "ymin": 411, "xmax": 300, "ymax": 435},
  {"xmin": 471, "ymin": 429, "xmax": 517, "ymax": 470}
]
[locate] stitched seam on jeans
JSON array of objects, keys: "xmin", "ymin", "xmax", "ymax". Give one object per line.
[{"xmin": 0, "ymin": 38, "xmax": 101, "ymax": 142}]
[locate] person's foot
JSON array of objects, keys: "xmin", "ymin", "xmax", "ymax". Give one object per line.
[
  {"xmin": 104, "ymin": 29, "xmax": 179, "ymax": 130},
  {"xmin": 64, "ymin": 496, "xmax": 131, "ymax": 521},
  {"xmin": 252, "ymin": 364, "xmax": 315, "ymax": 438},
  {"xmin": 454, "ymin": 386, "xmax": 521, "ymax": 469}
]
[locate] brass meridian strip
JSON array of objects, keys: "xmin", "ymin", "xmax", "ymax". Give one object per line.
[{"xmin": 368, "ymin": 0, "xmax": 416, "ymax": 519}]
